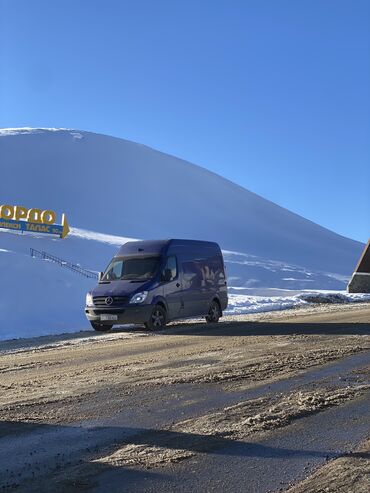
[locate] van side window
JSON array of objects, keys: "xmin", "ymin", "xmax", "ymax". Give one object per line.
[
  {"xmin": 161, "ymin": 256, "xmax": 178, "ymax": 282},
  {"xmin": 182, "ymin": 260, "xmax": 202, "ymax": 287}
]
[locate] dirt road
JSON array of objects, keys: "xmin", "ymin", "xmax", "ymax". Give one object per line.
[{"xmin": 1, "ymin": 303, "xmax": 369, "ymax": 492}]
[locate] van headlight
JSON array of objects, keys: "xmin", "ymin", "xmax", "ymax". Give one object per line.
[
  {"xmin": 129, "ymin": 291, "xmax": 148, "ymax": 304},
  {"xmin": 86, "ymin": 292, "xmax": 93, "ymax": 307}
]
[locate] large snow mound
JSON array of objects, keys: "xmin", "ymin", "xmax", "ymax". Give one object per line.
[
  {"xmin": 0, "ymin": 128, "xmax": 365, "ymax": 341},
  {"xmin": 0, "ymin": 128, "xmax": 363, "ymax": 275}
]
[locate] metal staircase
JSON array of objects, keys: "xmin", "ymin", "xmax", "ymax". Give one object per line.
[{"xmin": 30, "ymin": 248, "xmax": 99, "ymax": 280}]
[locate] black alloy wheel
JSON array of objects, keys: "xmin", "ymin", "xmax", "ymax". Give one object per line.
[
  {"xmin": 145, "ymin": 305, "xmax": 167, "ymax": 331},
  {"xmin": 205, "ymin": 300, "xmax": 221, "ymax": 323}
]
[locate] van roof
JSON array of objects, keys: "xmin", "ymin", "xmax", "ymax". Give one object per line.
[{"xmin": 116, "ymin": 239, "xmax": 221, "ymax": 257}]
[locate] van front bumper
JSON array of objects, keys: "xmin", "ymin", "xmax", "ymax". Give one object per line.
[{"xmin": 85, "ymin": 304, "xmax": 153, "ymax": 325}]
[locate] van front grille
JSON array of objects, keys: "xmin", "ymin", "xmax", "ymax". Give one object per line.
[{"xmin": 93, "ymin": 296, "xmax": 130, "ymax": 306}]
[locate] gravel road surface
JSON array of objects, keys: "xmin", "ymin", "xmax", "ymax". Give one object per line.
[{"xmin": 0, "ymin": 302, "xmax": 369, "ymax": 492}]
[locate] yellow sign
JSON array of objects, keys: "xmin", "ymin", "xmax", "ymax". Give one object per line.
[{"xmin": 0, "ymin": 204, "xmax": 70, "ymax": 239}]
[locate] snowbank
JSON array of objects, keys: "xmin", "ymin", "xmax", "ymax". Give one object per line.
[{"xmin": 226, "ymin": 291, "xmax": 370, "ymax": 316}]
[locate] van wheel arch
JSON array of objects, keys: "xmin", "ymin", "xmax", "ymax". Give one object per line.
[
  {"xmin": 213, "ymin": 297, "xmax": 221, "ymax": 309},
  {"xmin": 156, "ymin": 300, "xmax": 167, "ymax": 311},
  {"xmin": 211, "ymin": 297, "xmax": 222, "ymax": 313},
  {"xmin": 152, "ymin": 296, "xmax": 168, "ymax": 313}
]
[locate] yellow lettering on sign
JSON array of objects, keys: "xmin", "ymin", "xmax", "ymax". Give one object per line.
[
  {"xmin": 41, "ymin": 210, "xmax": 56, "ymax": 225},
  {"xmin": 0, "ymin": 205, "xmax": 58, "ymax": 225},
  {"xmin": 0, "ymin": 205, "xmax": 69, "ymax": 238},
  {"xmin": 27, "ymin": 208, "xmax": 43, "ymax": 224},
  {"xmin": 0, "ymin": 205, "xmax": 14, "ymax": 219},
  {"xmin": 14, "ymin": 206, "xmax": 28, "ymax": 221},
  {"xmin": 26, "ymin": 223, "xmax": 50, "ymax": 233}
]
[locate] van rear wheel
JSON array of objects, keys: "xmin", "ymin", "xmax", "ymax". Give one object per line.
[
  {"xmin": 90, "ymin": 322, "xmax": 113, "ymax": 332},
  {"xmin": 145, "ymin": 305, "xmax": 167, "ymax": 331},
  {"xmin": 206, "ymin": 300, "xmax": 221, "ymax": 323}
]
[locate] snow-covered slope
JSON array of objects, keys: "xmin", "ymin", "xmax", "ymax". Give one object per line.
[
  {"xmin": 0, "ymin": 128, "xmax": 365, "ymax": 340},
  {"xmin": 0, "ymin": 228, "xmax": 122, "ymax": 340},
  {"xmin": 0, "ymin": 128, "xmax": 363, "ymax": 275},
  {"xmin": 0, "ymin": 227, "xmax": 367, "ymax": 341}
]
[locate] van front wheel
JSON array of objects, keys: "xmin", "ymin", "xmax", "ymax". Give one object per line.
[
  {"xmin": 206, "ymin": 300, "xmax": 221, "ymax": 323},
  {"xmin": 145, "ymin": 305, "xmax": 167, "ymax": 331}
]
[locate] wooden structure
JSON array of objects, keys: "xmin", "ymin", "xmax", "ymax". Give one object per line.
[{"xmin": 347, "ymin": 239, "xmax": 370, "ymax": 293}]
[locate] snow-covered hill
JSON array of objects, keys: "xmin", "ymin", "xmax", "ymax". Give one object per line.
[
  {"xmin": 0, "ymin": 128, "xmax": 365, "ymax": 339},
  {"xmin": 0, "ymin": 128, "xmax": 362, "ymax": 274},
  {"xmin": 0, "ymin": 229, "xmax": 117, "ymax": 340}
]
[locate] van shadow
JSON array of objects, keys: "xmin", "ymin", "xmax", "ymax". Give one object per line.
[
  {"xmin": 0, "ymin": 419, "xmax": 340, "ymax": 493},
  {"xmin": 1, "ymin": 320, "xmax": 369, "ymax": 354},
  {"xmin": 162, "ymin": 320, "xmax": 370, "ymax": 337}
]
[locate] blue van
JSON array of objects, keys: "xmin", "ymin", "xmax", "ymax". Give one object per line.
[{"xmin": 85, "ymin": 239, "xmax": 228, "ymax": 331}]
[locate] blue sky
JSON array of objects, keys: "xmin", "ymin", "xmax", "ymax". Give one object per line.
[{"xmin": 1, "ymin": 0, "xmax": 369, "ymax": 242}]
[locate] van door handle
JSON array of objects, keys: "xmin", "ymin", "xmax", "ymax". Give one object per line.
[{"xmin": 176, "ymin": 283, "xmax": 180, "ymax": 288}]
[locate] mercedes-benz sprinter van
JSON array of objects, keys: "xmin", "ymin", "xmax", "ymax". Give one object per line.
[{"xmin": 85, "ymin": 239, "xmax": 228, "ymax": 331}]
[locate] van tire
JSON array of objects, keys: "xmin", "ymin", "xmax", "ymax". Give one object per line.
[
  {"xmin": 206, "ymin": 300, "xmax": 221, "ymax": 323},
  {"xmin": 90, "ymin": 322, "xmax": 113, "ymax": 332},
  {"xmin": 145, "ymin": 305, "xmax": 167, "ymax": 331}
]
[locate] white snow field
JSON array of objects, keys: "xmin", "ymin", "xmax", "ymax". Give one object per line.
[{"xmin": 0, "ymin": 128, "xmax": 366, "ymax": 340}]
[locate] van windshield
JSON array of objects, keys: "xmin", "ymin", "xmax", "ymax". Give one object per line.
[{"xmin": 102, "ymin": 256, "xmax": 160, "ymax": 282}]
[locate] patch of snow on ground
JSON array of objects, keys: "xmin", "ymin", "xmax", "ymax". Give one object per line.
[
  {"xmin": 226, "ymin": 294, "xmax": 307, "ymax": 315},
  {"xmin": 226, "ymin": 291, "xmax": 370, "ymax": 315}
]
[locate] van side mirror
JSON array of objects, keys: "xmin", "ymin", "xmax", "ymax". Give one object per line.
[
  {"xmin": 161, "ymin": 269, "xmax": 172, "ymax": 283},
  {"xmin": 98, "ymin": 272, "xmax": 104, "ymax": 282}
]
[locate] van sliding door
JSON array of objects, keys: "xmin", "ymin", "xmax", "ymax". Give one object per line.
[
  {"xmin": 181, "ymin": 259, "xmax": 206, "ymax": 317},
  {"xmin": 161, "ymin": 256, "xmax": 183, "ymax": 319}
]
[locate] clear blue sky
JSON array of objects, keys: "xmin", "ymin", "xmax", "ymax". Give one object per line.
[{"xmin": 1, "ymin": 0, "xmax": 369, "ymax": 242}]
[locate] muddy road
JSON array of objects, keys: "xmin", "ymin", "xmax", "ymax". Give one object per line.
[{"xmin": 1, "ymin": 303, "xmax": 369, "ymax": 492}]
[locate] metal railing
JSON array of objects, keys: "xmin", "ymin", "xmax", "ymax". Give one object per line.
[{"xmin": 30, "ymin": 248, "xmax": 99, "ymax": 280}]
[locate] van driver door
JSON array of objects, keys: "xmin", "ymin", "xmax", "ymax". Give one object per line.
[{"xmin": 161, "ymin": 256, "xmax": 184, "ymax": 320}]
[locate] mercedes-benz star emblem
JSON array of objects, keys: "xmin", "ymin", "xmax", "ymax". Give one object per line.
[{"xmin": 105, "ymin": 297, "xmax": 114, "ymax": 305}]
